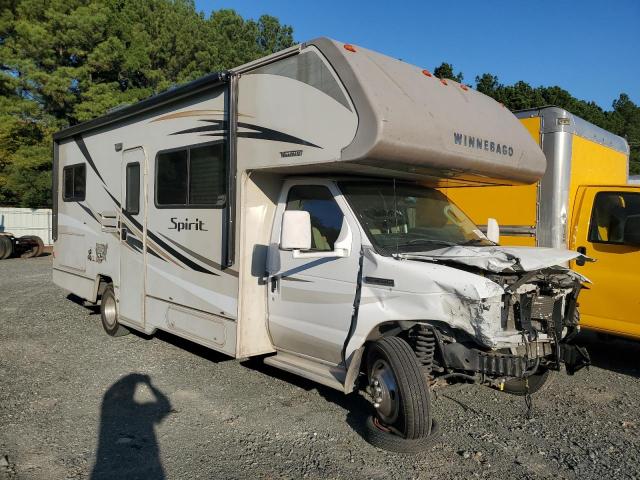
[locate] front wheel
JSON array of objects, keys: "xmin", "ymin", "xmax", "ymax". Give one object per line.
[
  {"xmin": 100, "ymin": 285, "xmax": 130, "ymax": 337},
  {"xmin": 366, "ymin": 336, "xmax": 432, "ymax": 440}
]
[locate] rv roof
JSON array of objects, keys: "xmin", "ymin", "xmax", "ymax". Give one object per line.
[{"xmin": 53, "ymin": 37, "xmax": 547, "ymax": 186}]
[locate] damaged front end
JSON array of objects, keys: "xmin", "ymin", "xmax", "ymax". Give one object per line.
[
  {"xmin": 397, "ymin": 248, "xmax": 592, "ymax": 389},
  {"xmin": 430, "ymin": 269, "xmax": 590, "ymax": 386}
]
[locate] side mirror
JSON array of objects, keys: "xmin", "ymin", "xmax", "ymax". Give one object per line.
[
  {"xmin": 623, "ymin": 215, "xmax": 640, "ymax": 246},
  {"xmin": 486, "ymin": 217, "xmax": 500, "ymax": 244},
  {"xmin": 280, "ymin": 210, "xmax": 311, "ymax": 250}
]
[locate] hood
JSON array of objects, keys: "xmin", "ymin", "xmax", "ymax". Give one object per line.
[{"xmin": 399, "ymin": 245, "xmax": 590, "ymax": 274}]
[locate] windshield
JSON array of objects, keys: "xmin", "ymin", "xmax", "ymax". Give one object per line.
[{"xmin": 339, "ymin": 181, "xmax": 494, "ymax": 253}]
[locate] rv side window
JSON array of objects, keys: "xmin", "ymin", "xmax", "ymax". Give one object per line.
[
  {"xmin": 285, "ymin": 186, "xmax": 343, "ymax": 251},
  {"xmin": 125, "ymin": 163, "xmax": 141, "ymax": 215},
  {"xmin": 62, "ymin": 163, "xmax": 86, "ymax": 202},
  {"xmin": 156, "ymin": 142, "xmax": 225, "ymax": 208}
]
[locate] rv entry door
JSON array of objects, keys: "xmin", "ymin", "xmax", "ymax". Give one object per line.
[{"xmin": 119, "ymin": 147, "xmax": 146, "ymax": 328}]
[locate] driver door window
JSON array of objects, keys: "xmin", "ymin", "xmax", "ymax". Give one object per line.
[
  {"xmin": 588, "ymin": 191, "xmax": 640, "ymax": 245},
  {"xmin": 285, "ymin": 185, "xmax": 343, "ymax": 252}
]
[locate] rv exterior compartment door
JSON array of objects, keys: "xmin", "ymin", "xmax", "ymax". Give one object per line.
[
  {"xmin": 119, "ymin": 147, "xmax": 146, "ymax": 328},
  {"xmin": 571, "ymin": 186, "xmax": 640, "ymax": 338},
  {"xmin": 267, "ymin": 181, "xmax": 360, "ymax": 364}
]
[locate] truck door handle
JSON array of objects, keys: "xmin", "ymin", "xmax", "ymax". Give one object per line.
[
  {"xmin": 121, "ymin": 227, "xmax": 127, "ymax": 241},
  {"xmin": 576, "ymin": 246, "xmax": 586, "ymax": 266},
  {"xmin": 270, "ymin": 276, "xmax": 279, "ymax": 293}
]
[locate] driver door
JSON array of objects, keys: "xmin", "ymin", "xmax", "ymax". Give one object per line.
[
  {"xmin": 571, "ymin": 186, "xmax": 640, "ymax": 338},
  {"xmin": 267, "ymin": 181, "xmax": 361, "ymax": 364}
]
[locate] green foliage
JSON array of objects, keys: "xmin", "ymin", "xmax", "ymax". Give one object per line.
[
  {"xmin": 433, "ymin": 62, "xmax": 463, "ymax": 83},
  {"xmin": 473, "ymin": 71, "xmax": 640, "ymax": 174},
  {"xmin": 0, "ymin": 0, "xmax": 294, "ymax": 207}
]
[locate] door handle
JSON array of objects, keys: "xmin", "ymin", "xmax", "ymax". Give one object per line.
[
  {"xmin": 576, "ymin": 246, "xmax": 586, "ymax": 266},
  {"xmin": 270, "ymin": 276, "xmax": 279, "ymax": 293},
  {"xmin": 121, "ymin": 227, "xmax": 128, "ymax": 241}
]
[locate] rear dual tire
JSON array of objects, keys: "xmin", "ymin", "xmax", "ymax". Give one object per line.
[
  {"xmin": 0, "ymin": 236, "xmax": 12, "ymax": 260},
  {"xmin": 20, "ymin": 235, "xmax": 44, "ymax": 258},
  {"xmin": 100, "ymin": 285, "xmax": 130, "ymax": 337}
]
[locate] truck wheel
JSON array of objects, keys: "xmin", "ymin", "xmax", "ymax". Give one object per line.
[
  {"xmin": 19, "ymin": 235, "xmax": 44, "ymax": 258},
  {"xmin": 0, "ymin": 236, "xmax": 12, "ymax": 260},
  {"xmin": 100, "ymin": 285, "xmax": 130, "ymax": 337},
  {"xmin": 366, "ymin": 336, "xmax": 432, "ymax": 441},
  {"xmin": 500, "ymin": 368, "xmax": 556, "ymax": 396}
]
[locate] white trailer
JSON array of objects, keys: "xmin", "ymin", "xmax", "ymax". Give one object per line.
[{"xmin": 53, "ymin": 38, "xmax": 590, "ymax": 451}]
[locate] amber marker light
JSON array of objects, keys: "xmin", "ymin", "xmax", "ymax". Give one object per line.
[
  {"xmin": 440, "ymin": 79, "xmax": 448, "ymax": 86},
  {"xmin": 460, "ymin": 84, "xmax": 469, "ymax": 91},
  {"xmin": 422, "ymin": 69, "xmax": 432, "ymax": 77},
  {"xmin": 343, "ymin": 44, "xmax": 357, "ymax": 52}
]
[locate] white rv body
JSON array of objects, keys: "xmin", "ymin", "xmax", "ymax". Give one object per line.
[{"xmin": 53, "ymin": 38, "xmax": 587, "ymax": 396}]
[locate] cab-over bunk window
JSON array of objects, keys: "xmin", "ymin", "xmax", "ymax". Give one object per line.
[{"xmin": 155, "ymin": 142, "xmax": 226, "ymax": 208}]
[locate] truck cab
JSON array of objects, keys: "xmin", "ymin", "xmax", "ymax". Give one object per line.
[{"xmin": 571, "ymin": 185, "xmax": 640, "ymax": 338}]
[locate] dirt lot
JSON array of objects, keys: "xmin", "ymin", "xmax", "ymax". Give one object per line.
[{"xmin": 1, "ymin": 256, "xmax": 639, "ymax": 479}]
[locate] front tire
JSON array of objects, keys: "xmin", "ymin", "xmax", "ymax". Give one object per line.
[
  {"xmin": 366, "ymin": 336, "xmax": 432, "ymax": 440},
  {"xmin": 100, "ymin": 285, "xmax": 130, "ymax": 337}
]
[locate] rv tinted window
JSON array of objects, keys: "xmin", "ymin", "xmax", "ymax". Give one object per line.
[
  {"xmin": 125, "ymin": 163, "xmax": 140, "ymax": 215},
  {"xmin": 156, "ymin": 142, "xmax": 226, "ymax": 208},
  {"xmin": 286, "ymin": 186, "xmax": 343, "ymax": 251},
  {"xmin": 251, "ymin": 50, "xmax": 351, "ymax": 111},
  {"xmin": 157, "ymin": 150, "xmax": 188, "ymax": 205},
  {"xmin": 189, "ymin": 143, "xmax": 225, "ymax": 205},
  {"xmin": 62, "ymin": 163, "xmax": 86, "ymax": 202}
]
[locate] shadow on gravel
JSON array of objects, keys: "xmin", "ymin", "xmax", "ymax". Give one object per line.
[
  {"xmin": 66, "ymin": 293, "xmax": 100, "ymax": 314},
  {"xmin": 575, "ymin": 330, "xmax": 640, "ymax": 378},
  {"xmin": 91, "ymin": 373, "xmax": 172, "ymax": 480},
  {"xmin": 241, "ymin": 359, "xmax": 371, "ymax": 441}
]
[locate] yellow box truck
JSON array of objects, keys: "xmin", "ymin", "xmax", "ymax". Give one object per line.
[{"xmin": 442, "ymin": 106, "xmax": 640, "ymax": 340}]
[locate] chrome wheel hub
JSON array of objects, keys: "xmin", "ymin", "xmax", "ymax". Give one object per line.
[
  {"xmin": 369, "ymin": 358, "xmax": 400, "ymax": 425},
  {"xmin": 103, "ymin": 295, "xmax": 117, "ymax": 328}
]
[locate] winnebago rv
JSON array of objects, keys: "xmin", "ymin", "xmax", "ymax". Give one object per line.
[
  {"xmin": 443, "ymin": 107, "xmax": 640, "ymax": 341},
  {"xmin": 53, "ymin": 38, "xmax": 590, "ymax": 451}
]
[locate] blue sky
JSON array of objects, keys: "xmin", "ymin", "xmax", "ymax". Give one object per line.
[{"xmin": 195, "ymin": 0, "xmax": 639, "ymax": 110}]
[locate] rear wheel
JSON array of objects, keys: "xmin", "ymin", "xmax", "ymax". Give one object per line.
[
  {"xmin": 19, "ymin": 235, "xmax": 44, "ymax": 258},
  {"xmin": 365, "ymin": 336, "xmax": 432, "ymax": 441},
  {"xmin": 0, "ymin": 236, "xmax": 12, "ymax": 260},
  {"xmin": 100, "ymin": 285, "xmax": 130, "ymax": 337}
]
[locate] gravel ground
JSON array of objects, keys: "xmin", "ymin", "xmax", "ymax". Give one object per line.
[{"xmin": 1, "ymin": 256, "xmax": 639, "ymax": 479}]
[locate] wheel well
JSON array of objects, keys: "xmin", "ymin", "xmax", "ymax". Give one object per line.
[
  {"xmin": 96, "ymin": 275, "xmax": 113, "ymax": 299},
  {"xmin": 359, "ymin": 321, "xmax": 420, "ymax": 374}
]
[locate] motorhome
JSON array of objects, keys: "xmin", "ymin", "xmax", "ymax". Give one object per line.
[
  {"xmin": 52, "ymin": 39, "xmax": 590, "ymax": 451},
  {"xmin": 443, "ymin": 107, "xmax": 640, "ymax": 341}
]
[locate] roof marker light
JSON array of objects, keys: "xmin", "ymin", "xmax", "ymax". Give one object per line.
[
  {"xmin": 344, "ymin": 44, "xmax": 357, "ymax": 52},
  {"xmin": 440, "ymin": 79, "xmax": 448, "ymax": 86},
  {"xmin": 422, "ymin": 69, "xmax": 432, "ymax": 77},
  {"xmin": 460, "ymin": 84, "xmax": 469, "ymax": 91}
]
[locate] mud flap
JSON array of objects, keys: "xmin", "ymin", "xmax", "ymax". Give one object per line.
[{"xmin": 561, "ymin": 343, "xmax": 590, "ymax": 375}]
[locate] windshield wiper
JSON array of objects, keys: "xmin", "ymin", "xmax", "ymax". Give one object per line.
[
  {"xmin": 396, "ymin": 239, "xmax": 457, "ymax": 248},
  {"xmin": 460, "ymin": 238, "xmax": 498, "ymax": 246}
]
